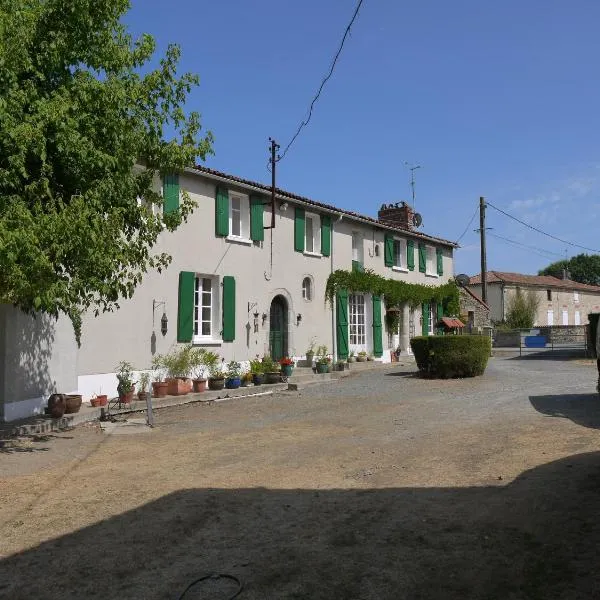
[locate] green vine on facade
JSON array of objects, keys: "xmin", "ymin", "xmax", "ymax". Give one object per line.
[{"xmin": 325, "ymin": 269, "xmax": 460, "ymax": 315}]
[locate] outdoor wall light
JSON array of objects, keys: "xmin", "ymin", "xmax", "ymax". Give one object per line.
[
  {"xmin": 280, "ymin": 201, "xmax": 289, "ymax": 211},
  {"xmin": 296, "ymin": 313, "xmax": 302, "ymax": 325},
  {"xmin": 153, "ymin": 300, "xmax": 168, "ymax": 336},
  {"xmin": 262, "ymin": 312, "xmax": 268, "ymax": 325}
]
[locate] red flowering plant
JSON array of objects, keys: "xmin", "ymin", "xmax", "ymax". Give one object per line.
[{"xmin": 279, "ymin": 357, "xmax": 294, "ymax": 366}]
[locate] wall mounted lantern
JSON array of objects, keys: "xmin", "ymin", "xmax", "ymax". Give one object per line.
[
  {"xmin": 296, "ymin": 313, "xmax": 302, "ymax": 326},
  {"xmin": 262, "ymin": 312, "xmax": 268, "ymax": 326},
  {"xmin": 153, "ymin": 300, "xmax": 168, "ymax": 336}
]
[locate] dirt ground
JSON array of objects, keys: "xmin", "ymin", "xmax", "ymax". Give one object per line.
[{"xmin": 2, "ymin": 356, "xmax": 600, "ymax": 599}]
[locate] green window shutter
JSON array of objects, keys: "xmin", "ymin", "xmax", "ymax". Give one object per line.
[
  {"xmin": 407, "ymin": 240, "xmax": 415, "ymax": 271},
  {"xmin": 384, "ymin": 234, "xmax": 394, "ymax": 267},
  {"xmin": 250, "ymin": 195, "xmax": 264, "ymax": 242},
  {"xmin": 222, "ymin": 276, "xmax": 236, "ymax": 342},
  {"xmin": 294, "ymin": 207, "xmax": 305, "ymax": 252},
  {"xmin": 422, "ymin": 302, "xmax": 430, "ymax": 336},
  {"xmin": 215, "ymin": 186, "xmax": 229, "ymax": 237},
  {"xmin": 436, "ymin": 248, "xmax": 443, "ymax": 276},
  {"xmin": 372, "ymin": 295, "xmax": 383, "ymax": 357},
  {"xmin": 321, "ymin": 215, "xmax": 331, "ymax": 257},
  {"xmin": 418, "ymin": 243, "xmax": 427, "ymax": 273},
  {"xmin": 437, "ymin": 301, "xmax": 444, "ymax": 322},
  {"xmin": 177, "ymin": 271, "xmax": 195, "ymax": 343},
  {"xmin": 336, "ymin": 289, "xmax": 349, "ymax": 360},
  {"xmin": 163, "ymin": 174, "xmax": 180, "ymax": 215}
]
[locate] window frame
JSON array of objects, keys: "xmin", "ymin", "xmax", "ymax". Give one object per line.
[
  {"xmin": 547, "ymin": 289, "xmax": 552, "ymax": 301},
  {"xmin": 227, "ymin": 191, "xmax": 251, "ymax": 244},
  {"xmin": 425, "ymin": 245, "xmax": 438, "ymax": 277},
  {"xmin": 304, "ymin": 212, "xmax": 322, "ymax": 256},
  {"xmin": 302, "ymin": 276, "xmax": 313, "ymax": 301},
  {"xmin": 349, "ymin": 293, "xmax": 367, "ymax": 347},
  {"xmin": 193, "ymin": 274, "xmax": 222, "ymax": 344},
  {"xmin": 392, "ymin": 237, "xmax": 408, "ymax": 272},
  {"xmin": 574, "ymin": 290, "xmax": 580, "ymax": 302}
]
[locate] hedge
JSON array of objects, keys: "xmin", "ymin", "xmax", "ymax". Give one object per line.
[{"xmin": 410, "ymin": 335, "xmax": 491, "ymax": 378}]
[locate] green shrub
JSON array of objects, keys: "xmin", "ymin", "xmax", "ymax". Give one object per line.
[{"xmin": 409, "ymin": 335, "xmax": 491, "ymax": 378}]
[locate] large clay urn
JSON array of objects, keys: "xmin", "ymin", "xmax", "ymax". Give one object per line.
[{"xmin": 47, "ymin": 394, "xmax": 66, "ymax": 419}]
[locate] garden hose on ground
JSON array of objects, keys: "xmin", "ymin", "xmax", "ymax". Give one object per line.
[{"xmin": 176, "ymin": 573, "xmax": 243, "ymax": 599}]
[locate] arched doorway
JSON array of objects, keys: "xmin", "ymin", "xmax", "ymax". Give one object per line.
[{"xmin": 269, "ymin": 295, "xmax": 288, "ymax": 361}]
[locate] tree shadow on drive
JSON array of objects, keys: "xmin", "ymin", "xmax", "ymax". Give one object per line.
[
  {"xmin": 530, "ymin": 393, "xmax": 600, "ymax": 429},
  {"xmin": 3, "ymin": 452, "xmax": 600, "ymax": 599}
]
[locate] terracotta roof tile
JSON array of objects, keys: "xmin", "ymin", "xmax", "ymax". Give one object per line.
[
  {"xmin": 468, "ymin": 271, "xmax": 600, "ymax": 293},
  {"xmin": 187, "ymin": 165, "xmax": 458, "ymax": 248}
]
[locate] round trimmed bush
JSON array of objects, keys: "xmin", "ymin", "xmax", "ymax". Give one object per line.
[{"xmin": 410, "ymin": 335, "xmax": 491, "ymax": 378}]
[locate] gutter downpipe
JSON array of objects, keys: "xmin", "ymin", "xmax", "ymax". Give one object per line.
[{"xmin": 332, "ymin": 214, "xmax": 343, "ymax": 361}]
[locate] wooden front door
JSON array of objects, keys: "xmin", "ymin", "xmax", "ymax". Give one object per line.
[{"xmin": 269, "ymin": 296, "xmax": 288, "ymax": 361}]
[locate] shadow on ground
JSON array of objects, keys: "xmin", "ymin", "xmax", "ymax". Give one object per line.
[
  {"xmin": 2, "ymin": 452, "xmax": 600, "ymax": 599},
  {"xmin": 530, "ymin": 393, "xmax": 600, "ymax": 429},
  {"xmin": 508, "ymin": 349, "xmax": 588, "ymax": 361}
]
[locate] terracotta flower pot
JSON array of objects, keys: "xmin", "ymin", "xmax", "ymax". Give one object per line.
[
  {"xmin": 90, "ymin": 395, "xmax": 108, "ymax": 407},
  {"xmin": 119, "ymin": 388, "xmax": 135, "ymax": 404},
  {"xmin": 193, "ymin": 378, "xmax": 207, "ymax": 393},
  {"xmin": 64, "ymin": 394, "xmax": 82, "ymax": 414},
  {"xmin": 166, "ymin": 378, "xmax": 190, "ymax": 396},
  {"xmin": 152, "ymin": 381, "xmax": 168, "ymax": 398},
  {"xmin": 47, "ymin": 393, "xmax": 66, "ymax": 418},
  {"xmin": 138, "ymin": 391, "xmax": 149, "ymax": 403}
]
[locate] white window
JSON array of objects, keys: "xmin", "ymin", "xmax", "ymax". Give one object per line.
[
  {"xmin": 193, "ymin": 275, "xmax": 219, "ymax": 341},
  {"xmin": 429, "ymin": 304, "xmax": 435, "ymax": 335},
  {"xmin": 349, "ymin": 294, "xmax": 366, "ymax": 345},
  {"xmin": 574, "ymin": 291, "xmax": 579, "ymax": 302},
  {"xmin": 228, "ymin": 192, "xmax": 250, "ymax": 242},
  {"xmin": 562, "ymin": 310, "xmax": 568, "ymax": 325},
  {"xmin": 426, "ymin": 245, "xmax": 437, "ymax": 276},
  {"xmin": 547, "ymin": 310, "xmax": 554, "ymax": 326},
  {"xmin": 575, "ymin": 310, "xmax": 581, "ymax": 325},
  {"xmin": 351, "ymin": 232, "xmax": 364, "ymax": 263},
  {"xmin": 393, "ymin": 238, "xmax": 407, "ymax": 271},
  {"xmin": 305, "ymin": 213, "xmax": 321, "ymax": 254},
  {"xmin": 302, "ymin": 277, "xmax": 312, "ymax": 301}
]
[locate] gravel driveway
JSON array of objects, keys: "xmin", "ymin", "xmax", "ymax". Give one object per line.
[{"xmin": 2, "ymin": 356, "xmax": 600, "ymax": 599}]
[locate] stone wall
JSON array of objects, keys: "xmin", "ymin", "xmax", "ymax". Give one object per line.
[{"xmin": 459, "ymin": 288, "xmax": 491, "ymax": 332}]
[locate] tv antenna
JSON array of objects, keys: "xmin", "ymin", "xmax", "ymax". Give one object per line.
[{"xmin": 404, "ymin": 162, "xmax": 421, "ymax": 210}]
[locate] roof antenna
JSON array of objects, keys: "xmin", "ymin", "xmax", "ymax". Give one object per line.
[{"xmin": 404, "ymin": 162, "xmax": 421, "ymax": 210}]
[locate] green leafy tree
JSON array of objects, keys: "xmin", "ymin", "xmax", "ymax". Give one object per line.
[
  {"xmin": 505, "ymin": 289, "xmax": 540, "ymax": 329},
  {"xmin": 539, "ymin": 254, "xmax": 600, "ymax": 286},
  {"xmin": 0, "ymin": 0, "xmax": 213, "ymax": 340}
]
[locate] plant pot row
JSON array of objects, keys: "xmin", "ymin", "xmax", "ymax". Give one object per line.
[{"xmin": 46, "ymin": 393, "xmax": 83, "ymax": 418}]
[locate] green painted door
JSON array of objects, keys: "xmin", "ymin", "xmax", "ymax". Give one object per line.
[{"xmin": 269, "ymin": 296, "xmax": 288, "ymax": 361}]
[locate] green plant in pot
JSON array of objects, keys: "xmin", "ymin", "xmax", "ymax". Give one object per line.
[
  {"xmin": 203, "ymin": 352, "xmax": 225, "ymax": 390},
  {"xmin": 225, "ymin": 361, "xmax": 242, "ymax": 389},
  {"xmin": 241, "ymin": 370, "xmax": 253, "ymax": 387},
  {"xmin": 315, "ymin": 345, "xmax": 331, "ymax": 374},
  {"xmin": 137, "ymin": 372, "xmax": 151, "ymax": 402},
  {"xmin": 305, "ymin": 337, "xmax": 316, "ymax": 364},
  {"xmin": 116, "ymin": 361, "xmax": 136, "ymax": 403},
  {"xmin": 162, "ymin": 344, "xmax": 194, "ymax": 395},
  {"xmin": 261, "ymin": 355, "xmax": 281, "ymax": 384},
  {"xmin": 357, "ymin": 350, "xmax": 368, "ymax": 362},
  {"xmin": 347, "ymin": 350, "xmax": 356, "ymax": 363},
  {"xmin": 151, "ymin": 354, "xmax": 169, "ymax": 398},
  {"xmin": 190, "ymin": 348, "xmax": 208, "ymax": 393},
  {"xmin": 249, "ymin": 356, "xmax": 264, "ymax": 385},
  {"xmin": 279, "ymin": 356, "xmax": 294, "ymax": 377}
]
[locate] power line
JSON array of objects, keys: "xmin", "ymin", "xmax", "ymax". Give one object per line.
[
  {"xmin": 277, "ymin": 0, "xmax": 365, "ymax": 162},
  {"xmin": 487, "ymin": 231, "xmax": 564, "ymax": 260},
  {"xmin": 486, "ymin": 200, "xmax": 600, "ymax": 253},
  {"xmin": 455, "ymin": 205, "xmax": 479, "ymax": 244}
]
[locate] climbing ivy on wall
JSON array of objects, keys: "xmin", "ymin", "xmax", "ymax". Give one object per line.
[{"xmin": 325, "ymin": 269, "xmax": 460, "ymax": 315}]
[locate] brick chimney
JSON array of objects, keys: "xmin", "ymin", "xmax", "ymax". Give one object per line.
[{"xmin": 377, "ymin": 202, "xmax": 414, "ymax": 230}]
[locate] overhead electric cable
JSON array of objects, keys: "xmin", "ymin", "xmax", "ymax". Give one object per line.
[
  {"xmin": 487, "ymin": 231, "xmax": 564, "ymax": 259},
  {"xmin": 486, "ymin": 200, "xmax": 600, "ymax": 253},
  {"xmin": 277, "ymin": 0, "xmax": 365, "ymax": 162},
  {"xmin": 455, "ymin": 204, "xmax": 479, "ymax": 244}
]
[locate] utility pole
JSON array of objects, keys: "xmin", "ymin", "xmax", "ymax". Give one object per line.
[
  {"xmin": 266, "ymin": 138, "xmax": 280, "ymax": 230},
  {"xmin": 479, "ymin": 196, "xmax": 488, "ymax": 303}
]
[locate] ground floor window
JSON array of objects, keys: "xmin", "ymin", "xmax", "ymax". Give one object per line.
[
  {"xmin": 194, "ymin": 276, "xmax": 215, "ymax": 338},
  {"xmin": 429, "ymin": 303, "xmax": 435, "ymax": 335},
  {"xmin": 349, "ymin": 293, "xmax": 366, "ymax": 345}
]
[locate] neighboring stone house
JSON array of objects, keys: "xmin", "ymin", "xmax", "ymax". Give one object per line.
[
  {"xmin": 459, "ymin": 286, "xmax": 491, "ymax": 332},
  {"xmin": 468, "ymin": 271, "xmax": 600, "ymax": 326},
  {"xmin": 0, "ymin": 166, "xmax": 457, "ymax": 421}
]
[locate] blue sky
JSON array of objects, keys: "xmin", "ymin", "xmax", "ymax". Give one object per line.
[{"xmin": 125, "ymin": 0, "xmax": 600, "ymax": 276}]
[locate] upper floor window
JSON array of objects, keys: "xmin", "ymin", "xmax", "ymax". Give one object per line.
[
  {"xmin": 393, "ymin": 238, "xmax": 407, "ymax": 270},
  {"xmin": 229, "ymin": 192, "xmax": 250, "ymax": 241},
  {"xmin": 547, "ymin": 289, "xmax": 552, "ymax": 301},
  {"xmin": 302, "ymin": 277, "xmax": 313, "ymax": 301},
  {"xmin": 305, "ymin": 213, "xmax": 321, "ymax": 254},
  {"xmin": 574, "ymin": 291, "xmax": 579, "ymax": 302},
  {"xmin": 352, "ymin": 232, "xmax": 363, "ymax": 263},
  {"xmin": 426, "ymin": 245, "xmax": 437, "ymax": 276}
]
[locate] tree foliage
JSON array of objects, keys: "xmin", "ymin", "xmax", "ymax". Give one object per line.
[
  {"xmin": 538, "ymin": 253, "xmax": 600, "ymax": 286},
  {"xmin": 0, "ymin": 0, "xmax": 213, "ymax": 340},
  {"xmin": 505, "ymin": 289, "xmax": 540, "ymax": 329},
  {"xmin": 325, "ymin": 269, "xmax": 460, "ymax": 315}
]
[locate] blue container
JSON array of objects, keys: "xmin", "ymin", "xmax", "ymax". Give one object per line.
[
  {"xmin": 225, "ymin": 377, "xmax": 241, "ymax": 389},
  {"xmin": 524, "ymin": 336, "xmax": 547, "ymax": 348}
]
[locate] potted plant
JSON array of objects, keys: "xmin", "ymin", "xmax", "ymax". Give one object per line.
[
  {"xmin": 249, "ymin": 357, "xmax": 264, "ymax": 385},
  {"xmin": 163, "ymin": 344, "xmax": 193, "ymax": 395},
  {"xmin": 90, "ymin": 392, "xmax": 108, "ymax": 408},
  {"xmin": 367, "ymin": 353, "xmax": 374, "ymax": 362},
  {"xmin": 138, "ymin": 372, "xmax": 151, "ymax": 402},
  {"xmin": 241, "ymin": 371, "xmax": 253, "ymax": 387},
  {"xmin": 151, "ymin": 354, "xmax": 169, "ymax": 398},
  {"xmin": 190, "ymin": 348, "xmax": 208, "ymax": 393},
  {"xmin": 116, "ymin": 361, "xmax": 136, "ymax": 403},
  {"xmin": 262, "ymin": 355, "xmax": 281, "ymax": 384},
  {"xmin": 225, "ymin": 361, "xmax": 242, "ymax": 389},
  {"xmin": 347, "ymin": 351, "xmax": 356, "ymax": 363},
  {"xmin": 336, "ymin": 360, "xmax": 346, "ymax": 372},
  {"xmin": 315, "ymin": 346, "xmax": 331, "ymax": 374},
  {"xmin": 357, "ymin": 351, "xmax": 368, "ymax": 362},
  {"xmin": 279, "ymin": 356, "xmax": 295, "ymax": 377},
  {"xmin": 204, "ymin": 352, "xmax": 225, "ymax": 390},
  {"xmin": 305, "ymin": 338, "xmax": 316, "ymax": 364}
]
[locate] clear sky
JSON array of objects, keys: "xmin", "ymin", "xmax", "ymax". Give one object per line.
[{"xmin": 125, "ymin": 0, "xmax": 600, "ymax": 277}]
